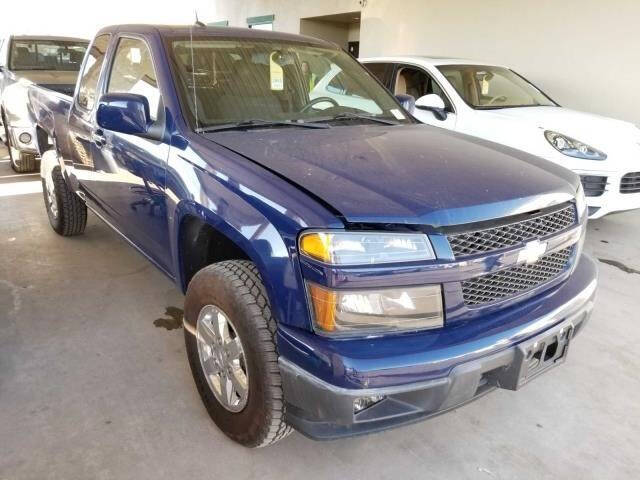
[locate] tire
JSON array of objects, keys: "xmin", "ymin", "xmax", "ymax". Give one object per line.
[
  {"xmin": 42, "ymin": 165, "xmax": 87, "ymax": 236},
  {"xmin": 184, "ymin": 260, "xmax": 292, "ymax": 448}
]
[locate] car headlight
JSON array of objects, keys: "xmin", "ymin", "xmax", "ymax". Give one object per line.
[
  {"xmin": 299, "ymin": 231, "xmax": 435, "ymax": 265},
  {"xmin": 306, "ymin": 282, "xmax": 444, "ymax": 336},
  {"xmin": 576, "ymin": 182, "xmax": 587, "ymax": 222},
  {"xmin": 544, "ymin": 131, "xmax": 607, "ymax": 160}
]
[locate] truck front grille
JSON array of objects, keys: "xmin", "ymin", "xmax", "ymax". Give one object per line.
[
  {"xmin": 580, "ymin": 175, "xmax": 607, "ymax": 197},
  {"xmin": 620, "ymin": 172, "xmax": 640, "ymax": 194},
  {"xmin": 447, "ymin": 204, "xmax": 576, "ymax": 258},
  {"xmin": 461, "ymin": 247, "xmax": 573, "ymax": 306}
]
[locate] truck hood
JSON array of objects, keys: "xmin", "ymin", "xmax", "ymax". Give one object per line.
[
  {"xmin": 477, "ymin": 106, "xmax": 640, "ymax": 150},
  {"xmin": 206, "ymin": 124, "xmax": 578, "ymax": 227}
]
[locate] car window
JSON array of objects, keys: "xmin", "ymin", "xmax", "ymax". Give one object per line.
[
  {"xmin": 437, "ymin": 65, "xmax": 555, "ymax": 109},
  {"xmin": 395, "ymin": 66, "xmax": 453, "ymax": 111},
  {"xmin": 363, "ymin": 63, "xmax": 391, "ymax": 87},
  {"xmin": 9, "ymin": 39, "xmax": 87, "ymax": 71},
  {"xmin": 76, "ymin": 34, "xmax": 110, "ymax": 111},
  {"xmin": 107, "ymin": 37, "xmax": 160, "ymax": 121}
]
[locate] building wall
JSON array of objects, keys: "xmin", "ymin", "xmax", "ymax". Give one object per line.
[
  {"xmin": 299, "ymin": 19, "xmax": 350, "ymax": 50},
  {"xmin": 213, "ymin": 0, "xmax": 640, "ymax": 125}
]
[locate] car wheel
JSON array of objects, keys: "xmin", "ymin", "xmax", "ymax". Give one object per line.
[
  {"xmin": 184, "ymin": 260, "xmax": 292, "ymax": 448},
  {"xmin": 42, "ymin": 165, "xmax": 87, "ymax": 236}
]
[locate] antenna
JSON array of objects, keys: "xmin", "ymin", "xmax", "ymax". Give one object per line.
[
  {"xmin": 189, "ymin": 24, "xmax": 200, "ymax": 131},
  {"xmin": 194, "ymin": 10, "xmax": 205, "ymax": 27}
]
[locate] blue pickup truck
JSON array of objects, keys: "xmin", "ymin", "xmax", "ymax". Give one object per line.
[{"xmin": 29, "ymin": 24, "xmax": 597, "ymax": 447}]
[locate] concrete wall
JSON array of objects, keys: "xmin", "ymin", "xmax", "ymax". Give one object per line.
[
  {"xmin": 213, "ymin": 0, "xmax": 640, "ymax": 124},
  {"xmin": 299, "ymin": 19, "xmax": 350, "ymax": 50},
  {"xmin": 0, "ymin": 0, "xmax": 217, "ymax": 39}
]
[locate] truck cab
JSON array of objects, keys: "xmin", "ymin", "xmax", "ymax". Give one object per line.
[{"xmin": 29, "ymin": 25, "xmax": 597, "ymax": 447}]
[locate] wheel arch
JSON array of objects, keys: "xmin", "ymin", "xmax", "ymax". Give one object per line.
[{"xmin": 173, "ymin": 200, "xmax": 307, "ymax": 329}]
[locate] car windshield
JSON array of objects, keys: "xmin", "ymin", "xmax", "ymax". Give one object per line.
[
  {"xmin": 437, "ymin": 65, "xmax": 556, "ymax": 109},
  {"xmin": 167, "ymin": 36, "xmax": 410, "ymax": 129},
  {"xmin": 9, "ymin": 39, "xmax": 88, "ymax": 71}
]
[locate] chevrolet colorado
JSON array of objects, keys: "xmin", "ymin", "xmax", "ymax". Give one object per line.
[{"xmin": 28, "ymin": 24, "xmax": 597, "ymax": 447}]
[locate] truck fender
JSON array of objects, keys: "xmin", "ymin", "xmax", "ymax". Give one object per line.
[{"xmin": 39, "ymin": 147, "xmax": 65, "ymax": 181}]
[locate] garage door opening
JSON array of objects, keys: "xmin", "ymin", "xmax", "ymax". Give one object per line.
[{"xmin": 299, "ymin": 11, "xmax": 360, "ymax": 57}]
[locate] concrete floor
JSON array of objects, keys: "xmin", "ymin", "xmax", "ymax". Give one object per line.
[{"xmin": 1, "ymin": 144, "xmax": 639, "ymax": 480}]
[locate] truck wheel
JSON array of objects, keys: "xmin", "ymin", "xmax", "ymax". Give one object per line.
[
  {"xmin": 184, "ymin": 260, "xmax": 292, "ymax": 448},
  {"xmin": 42, "ymin": 165, "xmax": 87, "ymax": 236}
]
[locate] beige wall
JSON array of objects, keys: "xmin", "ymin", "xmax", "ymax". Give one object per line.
[
  {"xmin": 213, "ymin": 0, "xmax": 640, "ymax": 125},
  {"xmin": 299, "ymin": 19, "xmax": 350, "ymax": 49}
]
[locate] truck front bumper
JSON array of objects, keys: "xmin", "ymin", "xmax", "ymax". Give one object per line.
[
  {"xmin": 279, "ymin": 254, "xmax": 597, "ymax": 440},
  {"xmin": 8, "ymin": 125, "xmax": 39, "ymax": 154}
]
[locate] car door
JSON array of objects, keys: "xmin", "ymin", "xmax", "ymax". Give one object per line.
[
  {"xmin": 89, "ymin": 34, "xmax": 172, "ymax": 273},
  {"xmin": 67, "ymin": 33, "xmax": 112, "ymax": 202},
  {"xmin": 391, "ymin": 64, "xmax": 457, "ymax": 129}
]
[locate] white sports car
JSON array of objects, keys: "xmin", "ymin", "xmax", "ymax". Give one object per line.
[{"xmin": 361, "ymin": 56, "xmax": 640, "ymax": 219}]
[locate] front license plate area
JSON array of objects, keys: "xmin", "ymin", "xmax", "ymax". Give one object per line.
[{"xmin": 498, "ymin": 324, "xmax": 573, "ymax": 390}]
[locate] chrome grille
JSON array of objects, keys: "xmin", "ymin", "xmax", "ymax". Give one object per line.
[
  {"xmin": 620, "ymin": 172, "xmax": 640, "ymax": 194},
  {"xmin": 580, "ymin": 175, "xmax": 607, "ymax": 197},
  {"xmin": 448, "ymin": 204, "xmax": 576, "ymax": 258},
  {"xmin": 461, "ymin": 247, "xmax": 573, "ymax": 306}
]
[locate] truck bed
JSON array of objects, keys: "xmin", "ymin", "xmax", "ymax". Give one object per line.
[{"xmin": 28, "ymin": 85, "xmax": 73, "ymax": 158}]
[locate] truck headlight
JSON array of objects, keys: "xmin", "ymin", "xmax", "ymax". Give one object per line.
[
  {"xmin": 307, "ymin": 282, "xmax": 444, "ymax": 336},
  {"xmin": 299, "ymin": 231, "xmax": 435, "ymax": 265},
  {"xmin": 544, "ymin": 131, "xmax": 607, "ymax": 160}
]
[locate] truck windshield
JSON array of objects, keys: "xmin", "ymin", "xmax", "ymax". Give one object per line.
[
  {"xmin": 437, "ymin": 65, "xmax": 556, "ymax": 110},
  {"xmin": 167, "ymin": 37, "xmax": 410, "ymax": 129},
  {"xmin": 9, "ymin": 39, "xmax": 88, "ymax": 71}
]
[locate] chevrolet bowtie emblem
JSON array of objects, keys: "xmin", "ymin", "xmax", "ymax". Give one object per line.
[{"xmin": 517, "ymin": 240, "xmax": 547, "ymax": 265}]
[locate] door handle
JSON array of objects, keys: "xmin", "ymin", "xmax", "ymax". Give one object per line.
[{"xmin": 92, "ymin": 129, "xmax": 106, "ymax": 147}]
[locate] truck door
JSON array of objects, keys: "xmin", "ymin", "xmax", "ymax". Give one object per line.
[
  {"xmin": 89, "ymin": 35, "xmax": 172, "ymax": 273},
  {"xmin": 67, "ymin": 34, "xmax": 111, "ymax": 204}
]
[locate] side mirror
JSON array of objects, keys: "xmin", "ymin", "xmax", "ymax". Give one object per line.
[
  {"xmin": 395, "ymin": 93, "xmax": 415, "ymax": 113},
  {"xmin": 415, "ymin": 94, "xmax": 447, "ymax": 121},
  {"xmin": 96, "ymin": 93, "xmax": 151, "ymax": 136}
]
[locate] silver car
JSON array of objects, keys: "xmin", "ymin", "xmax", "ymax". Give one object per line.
[{"xmin": 0, "ymin": 35, "xmax": 87, "ymax": 172}]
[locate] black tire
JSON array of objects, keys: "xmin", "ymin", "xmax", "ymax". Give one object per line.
[
  {"xmin": 184, "ymin": 260, "xmax": 292, "ymax": 448},
  {"xmin": 42, "ymin": 165, "xmax": 87, "ymax": 236},
  {"xmin": 10, "ymin": 151, "xmax": 37, "ymax": 173}
]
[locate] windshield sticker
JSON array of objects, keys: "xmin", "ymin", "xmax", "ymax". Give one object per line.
[
  {"xmin": 390, "ymin": 109, "xmax": 405, "ymax": 120},
  {"xmin": 481, "ymin": 77, "xmax": 489, "ymax": 95},
  {"xmin": 269, "ymin": 52, "xmax": 284, "ymax": 91}
]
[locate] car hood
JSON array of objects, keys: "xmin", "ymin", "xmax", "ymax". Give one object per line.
[
  {"xmin": 479, "ymin": 106, "xmax": 640, "ymax": 149},
  {"xmin": 205, "ymin": 124, "xmax": 578, "ymax": 227}
]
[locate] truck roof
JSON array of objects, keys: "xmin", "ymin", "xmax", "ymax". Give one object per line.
[
  {"xmin": 95, "ymin": 24, "xmax": 336, "ymax": 48},
  {"xmin": 9, "ymin": 35, "xmax": 88, "ymax": 43}
]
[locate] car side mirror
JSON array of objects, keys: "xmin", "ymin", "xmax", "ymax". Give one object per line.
[
  {"xmin": 395, "ymin": 93, "xmax": 415, "ymax": 113},
  {"xmin": 415, "ymin": 94, "xmax": 447, "ymax": 121},
  {"xmin": 96, "ymin": 93, "xmax": 152, "ymax": 136}
]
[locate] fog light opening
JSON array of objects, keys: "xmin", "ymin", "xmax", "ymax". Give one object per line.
[
  {"xmin": 353, "ymin": 395, "xmax": 386, "ymax": 414},
  {"xmin": 18, "ymin": 132, "xmax": 32, "ymax": 145}
]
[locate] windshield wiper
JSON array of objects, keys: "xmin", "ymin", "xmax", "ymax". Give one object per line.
[
  {"xmin": 196, "ymin": 119, "xmax": 330, "ymax": 133},
  {"xmin": 313, "ymin": 112, "xmax": 400, "ymax": 126}
]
